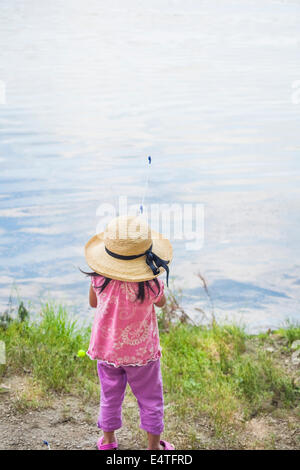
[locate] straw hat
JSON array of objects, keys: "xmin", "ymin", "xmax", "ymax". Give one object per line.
[{"xmin": 85, "ymin": 215, "xmax": 173, "ymax": 283}]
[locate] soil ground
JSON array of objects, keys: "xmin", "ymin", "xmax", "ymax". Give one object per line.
[{"xmin": 0, "ymin": 373, "xmax": 299, "ymax": 450}]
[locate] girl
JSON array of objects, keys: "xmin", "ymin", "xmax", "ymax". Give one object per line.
[{"xmin": 83, "ymin": 215, "xmax": 174, "ymax": 450}]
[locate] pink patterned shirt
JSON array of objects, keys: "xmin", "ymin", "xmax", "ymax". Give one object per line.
[{"xmin": 87, "ymin": 275, "xmax": 164, "ymax": 367}]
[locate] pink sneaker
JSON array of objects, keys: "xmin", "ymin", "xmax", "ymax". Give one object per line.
[
  {"xmin": 160, "ymin": 440, "xmax": 175, "ymax": 450},
  {"xmin": 97, "ymin": 436, "xmax": 118, "ymax": 450},
  {"xmin": 148, "ymin": 440, "xmax": 175, "ymax": 450}
]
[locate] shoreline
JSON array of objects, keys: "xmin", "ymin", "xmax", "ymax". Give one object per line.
[{"xmin": 0, "ymin": 301, "xmax": 299, "ymax": 450}]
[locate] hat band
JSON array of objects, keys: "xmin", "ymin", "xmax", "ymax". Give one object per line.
[{"xmin": 105, "ymin": 244, "xmax": 170, "ymax": 286}]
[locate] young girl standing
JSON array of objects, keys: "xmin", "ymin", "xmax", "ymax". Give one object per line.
[{"xmin": 84, "ymin": 215, "xmax": 174, "ymax": 450}]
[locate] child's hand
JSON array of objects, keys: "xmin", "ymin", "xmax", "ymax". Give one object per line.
[
  {"xmin": 89, "ymin": 283, "xmax": 97, "ymax": 308},
  {"xmin": 154, "ymin": 294, "xmax": 166, "ymax": 308}
]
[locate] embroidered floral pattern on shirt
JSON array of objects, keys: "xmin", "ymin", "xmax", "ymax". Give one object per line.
[{"xmin": 120, "ymin": 321, "xmax": 151, "ymax": 346}]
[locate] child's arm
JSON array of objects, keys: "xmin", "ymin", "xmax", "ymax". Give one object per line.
[
  {"xmin": 89, "ymin": 283, "xmax": 97, "ymax": 308},
  {"xmin": 154, "ymin": 294, "xmax": 166, "ymax": 308}
]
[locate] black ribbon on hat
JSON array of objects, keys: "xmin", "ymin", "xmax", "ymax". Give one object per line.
[{"xmin": 105, "ymin": 244, "xmax": 170, "ymax": 286}]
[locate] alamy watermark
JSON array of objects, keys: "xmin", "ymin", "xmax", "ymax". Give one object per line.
[
  {"xmin": 95, "ymin": 196, "xmax": 204, "ymax": 251},
  {"xmin": 0, "ymin": 341, "xmax": 5, "ymax": 365},
  {"xmin": 291, "ymin": 80, "xmax": 300, "ymax": 105},
  {"xmin": 0, "ymin": 80, "xmax": 6, "ymax": 104}
]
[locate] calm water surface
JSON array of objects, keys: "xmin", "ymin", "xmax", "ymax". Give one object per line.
[{"xmin": 1, "ymin": 0, "xmax": 300, "ymax": 331}]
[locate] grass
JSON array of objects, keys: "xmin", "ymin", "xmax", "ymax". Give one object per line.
[
  {"xmin": 160, "ymin": 323, "xmax": 299, "ymax": 434},
  {"xmin": 0, "ymin": 302, "xmax": 99, "ymax": 400},
  {"xmin": 276, "ymin": 320, "xmax": 300, "ymax": 346},
  {"xmin": 0, "ymin": 300, "xmax": 299, "ymax": 442},
  {"xmin": 12, "ymin": 376, "xmax": 48, "ymax": 413}
]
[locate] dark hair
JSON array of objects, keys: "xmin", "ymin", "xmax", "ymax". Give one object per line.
[{"xmin": 80, "ymin": 269, "xmax": 160, "ymax": 303}]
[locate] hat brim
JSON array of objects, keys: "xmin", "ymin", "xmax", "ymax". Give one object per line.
[{"xmin": 84, "ymin": 229, "xmax": 173, "ymax": 282}]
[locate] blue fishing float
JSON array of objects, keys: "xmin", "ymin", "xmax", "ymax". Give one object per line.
[{"xmin": 43, "ymin": 440, "xmax": 51, "ymax": 450}]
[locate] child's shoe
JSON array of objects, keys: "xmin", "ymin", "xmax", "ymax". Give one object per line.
[
  {"xmin": 160, "ymin": 440, "xmax": 175, "ymax": 450},
  {"xmin": 147, "ymin": 440, "xmax": 175, "ymax": 450},
  {"xmin": 97, "ymin": 436, "xmax": 118, "ymax": 450}
]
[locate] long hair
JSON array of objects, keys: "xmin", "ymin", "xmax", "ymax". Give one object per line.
[{"xmin": 80, "ymin": 269, "xmax": 160, "ymax": 303}]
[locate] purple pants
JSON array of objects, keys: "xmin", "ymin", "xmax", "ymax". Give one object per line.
[{"xmin": 97, "ymin": 358, "xmax": 164, "ymax": 435}]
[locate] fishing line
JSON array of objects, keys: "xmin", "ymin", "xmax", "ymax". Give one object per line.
[{"xmin": 139, "ymin": 155, "xmax": 151, "ymax": 215}]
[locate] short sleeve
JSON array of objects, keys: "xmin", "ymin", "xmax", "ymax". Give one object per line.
[
  {"xmin": 91, "ymin": 275, "xmax": 105, "ymax": 290},
  {"xmin": 153, "ymin": 278, "xmax": 164, "ymax": 304}
]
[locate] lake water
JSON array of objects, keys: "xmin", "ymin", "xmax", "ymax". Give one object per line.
[{"xmin": 0, "ymin": 0, "xmax": 300, "ymax": 332}]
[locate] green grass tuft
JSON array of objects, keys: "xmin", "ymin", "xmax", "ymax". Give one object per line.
[
  {"xmin": 275, "ymin": 320, "xmax": 300, "ymax": 346},
  {"xmin": 0, "ymin": 302, "xmax": 98, "ymax": 398}
]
